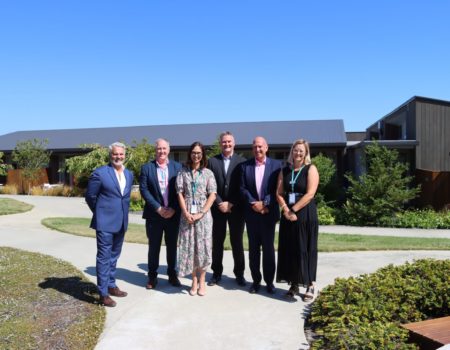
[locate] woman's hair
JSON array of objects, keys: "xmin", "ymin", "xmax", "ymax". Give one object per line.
[
  {"xmin": 186, "ymin": 141, "xmax": 208, "ymax": 169},
  {"xmin": 287, "ymin": 139, "xmax": 311, "ymax": 165}
]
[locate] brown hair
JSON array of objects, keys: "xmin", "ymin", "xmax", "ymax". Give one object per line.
[{"xmin": 186, "ymin": 141, "xmax": 208, "ymax": 169}]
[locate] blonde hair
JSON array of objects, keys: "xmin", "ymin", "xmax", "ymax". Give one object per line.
[{"xmin": 287, "ymin": 139, "xmax": 311, "ymax": 165}]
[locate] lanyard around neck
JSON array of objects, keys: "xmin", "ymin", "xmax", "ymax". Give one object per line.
[{"xmin": 290, "ymin": 166, "xmax": 304, "ymax": 192}]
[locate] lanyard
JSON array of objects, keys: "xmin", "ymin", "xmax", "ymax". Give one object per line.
[
  {"xmin": 190, "ymin": 169, "xmax": 202, "ymax": 202},
  {"xmin": 290, "ymin": 166, "xmax": 304, "ymax": 192}
]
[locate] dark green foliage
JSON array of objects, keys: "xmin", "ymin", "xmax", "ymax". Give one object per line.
[
  {"xmin": 206, "ymin": 137, "xmax": 222, "ymax": 159},
  {"xmin": 343, "ymin": 143, "xmax": 420, "ymax": 226},
  {"xmin": 64, "ymin": 140, "xmax": 154, "ymax": 187},
  {"xmin": 310, "ymin": 259, "xmax": 450, "ymax": 349},
  {"xmin": 311, "ymin": 153, "xmax": 338, "ymax": 206},
  {"xmin": 0, "ymin": 151, "xmax": 12, "ymax": 176}
]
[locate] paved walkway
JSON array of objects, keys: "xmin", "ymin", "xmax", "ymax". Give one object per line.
[{"xmin": 1, "ymin": 194, "xmax": 450, "ymax": 350}]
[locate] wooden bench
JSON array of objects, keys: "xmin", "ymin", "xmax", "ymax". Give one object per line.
[{"xmin": 402, "ymin": 316, "xmax": 450, "ymax": 350}]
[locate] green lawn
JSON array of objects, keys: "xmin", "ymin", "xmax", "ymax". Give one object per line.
[
  {"xmin": 0, "ymin": 246, "xmax": 105, "ymax": 349},
  {"xmin": 0, "ymin": 198, "xmax": 33, "ymax": 215},
  {"xmin": 42, "ymin": 217, "xmax": 450, "ymax": 251}
]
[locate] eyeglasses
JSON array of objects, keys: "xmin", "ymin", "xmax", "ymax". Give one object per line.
[{"xmin": 191, "ymin": 152, "xmax": 202, "ymax": 156}]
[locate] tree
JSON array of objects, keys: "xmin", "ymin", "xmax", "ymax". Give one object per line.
[
  {"xmin": 12, "ymin": 138, "xmax": 52, "ymax": 193},
  {"xmin": 311, "ymin": 153, "xmax": 338, "ymax": 206},
  {"xmin": 206, "ymin": 136, "xmax": 222, "ymax": 159},
  {"xmin": 64, "ymin": 140, "xmax": 154, "ymax": 188},
  {"xmin": 0, "ymin": 152, "xmax": 12, "ymax": 177},
  {"xmin": 343, "ymin": 142, "xmax": 420, "ymax": 226}
]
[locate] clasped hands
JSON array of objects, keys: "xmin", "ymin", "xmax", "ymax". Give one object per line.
[
  {"xmin": 183, "ymin": 211, "xmax": 204, "ymax": 224},
  {"xmin": 251, "ymin": 201, "xmax": 269, "ymax": 215},
  {"xmin": 218, "ymin": 201, "xmax": 233, "ymax": 213},
  {"xmin": 157, "ymin": 207, "xmax": 176, "ymax": 219}
]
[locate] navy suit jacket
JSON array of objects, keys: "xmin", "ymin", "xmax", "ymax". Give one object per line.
[
  {"xmin": 139, "ymin": 160, "xmax": 182, "ymax": 220},
  {"xmin": 85, "ymin": 164, "xmax": 134, "ymax": 233},
  {"xmin": 240, "ymin": 157, "xmax": 282, "ymax": 224},
  {"xmin": 207, "ymin": 153, "xmax": 246, "ymax": 209}
]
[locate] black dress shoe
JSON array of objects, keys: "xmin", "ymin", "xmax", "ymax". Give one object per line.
[
  {"xmin": 100, "ymin": 295, "xmax": 117, "ymax": 307},
  {"xmin": 249, "ymin": 283, "xmax": 260, "ymax": 294},
  {"xmin": 236, "ymin": 276, "xmax": 246, "ymax": 286},
  {"xmin": 266, "ymin": 284, "xmax": 276, "ymax": 294},
  {"xmin": 207, "ymin": 275, "xmax": 221, "ymax": 286},
  {"xmin": 168, "ymin": 276, "xmax": 181, "ymax": 287},
  {"xmin": 146, "ymin": 278, "xmax": 158, "ymax": 290}
]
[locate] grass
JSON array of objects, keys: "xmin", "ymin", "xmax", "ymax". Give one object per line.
[
  {"xmin": 0, "ymin": 198, "xmax": 33, "ymax": 215},
  {"xmin": 0, "ymin": 246, "xmax": 105, "ymax": 350},
  {"xmin": 41, "ymin": 217, "xmax": 450, "ymax": 251}
]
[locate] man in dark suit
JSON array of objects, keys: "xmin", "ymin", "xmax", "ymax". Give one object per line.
[
  {"xmin": 207, "ymin": 131, "xmax": 246, "ymax": 287},
  {"xmin": 139, "ymin": 138, "xmax": 182, "ymax": 289},
  {"xmin": 86, "ymin": 142, "xmax": 134, "ymax": 307},
  {"xmin": 240, "ymin": 136, "xmax": 282, "ymax": 294}
]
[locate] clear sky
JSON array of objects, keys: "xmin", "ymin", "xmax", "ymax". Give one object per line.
[{"xmin": 1, "ymin": 0, "xmax": 449, "ymax": 136}]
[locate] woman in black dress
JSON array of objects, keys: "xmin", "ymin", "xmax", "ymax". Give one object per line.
[{"xmin": 276, "ymin": 139, "xmax": 319, "ymax": 301}]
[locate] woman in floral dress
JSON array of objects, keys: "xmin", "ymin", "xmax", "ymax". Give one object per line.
[{"xmin": 176, "ymin": 142, "xmax": 217, "ymax": 296}]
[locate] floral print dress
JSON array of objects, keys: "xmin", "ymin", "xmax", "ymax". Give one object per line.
[{"xmin": 176, "ymin": 167, "xmax": 217, "ymax": 277}]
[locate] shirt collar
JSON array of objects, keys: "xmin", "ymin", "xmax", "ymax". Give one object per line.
[{"xmin": 255, "ymin": 157, "xmax": 266, "ymax": 166}]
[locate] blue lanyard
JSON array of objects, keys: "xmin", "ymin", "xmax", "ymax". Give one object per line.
[
  {"xmin": 190, "ymin": 169, "xmax": 202, "ymax": 202},
  {"xmin": 290, "ymin": 166, "xmax": 304, "ymax": 192}
]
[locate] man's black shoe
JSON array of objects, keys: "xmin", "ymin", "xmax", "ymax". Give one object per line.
[
  {"xmin": 249, "ymin": 282, "xmax": 260, "ymax": 294},
  {"xmin": 168, "ymin": 276, "xmax": 181, "ymax": 287},
  {"xmin": 207, "ymin": 275, "xmax": 221, "ymax": 286},
  {"xmin": 266, "ymin": 284, "xmax": 276, "ymax": 294},
  {"xmin": 236, "ymin": 276, "xmax": 246, "ymax": 287}
]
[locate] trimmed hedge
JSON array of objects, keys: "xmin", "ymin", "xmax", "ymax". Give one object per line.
[{"xmin": 309, "ymin": 259, "xmax": 450, "ymax": 349}]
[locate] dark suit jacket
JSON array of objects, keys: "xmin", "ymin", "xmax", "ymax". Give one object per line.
[
  {"xmin": 85, "ymin": 164, "xmax": 134, "ymax": 232},
  {"xmin": 139, "ymin": 160, "xmax": 182, "ymax": 220},
  {"xmin": 240, "ymin": 157, "xmax": 282, "ymax": 224},
  {"xmin": 208, "ymin": 153, "xmax": 246, "ymax": 209}
]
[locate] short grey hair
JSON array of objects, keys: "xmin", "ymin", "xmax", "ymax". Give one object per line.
[
  {"xmin": 219, "ymin": 131, "xmax": 234, "ymax": 142},
  {"xmin": 109, "ymin": 142, "xmax": 126, "ymax": 154},
  {"xmin": 155, "ymin": 138, "xmax": 170, "ymax": 148}
]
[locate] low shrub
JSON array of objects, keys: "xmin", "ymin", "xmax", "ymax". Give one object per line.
[
  {"xmin": 0, "ymin": 184, "xmax": 19, "ymax": 195},
  {"xmin": 318, "ymin": 204, "xmax": 335, "ymax": 225},
  {"xmin": 380, "ymin": 209, "xmax": 450, "ymax": 229},
  {"xmin": 309, "ymin": 259, "xmax": 450, "ymax": 349},
  {"xmin": 130, "ymin": 191, "xmax": 144, "ymax": 211}
]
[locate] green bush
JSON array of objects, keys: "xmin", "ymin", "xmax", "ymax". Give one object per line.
[
  {"xmin": 309, "ymin": 259, "xmax": 450, "ymax": 349},
  {"xmin": 318, "ymin": 204, "xmax": 335, "ymax": 225},
  {"xmin": 343, "ymin": 142, "xmax": 420, "ymax": 226},
  {"xmin": 379, "ymin": 209, "xmax": 450, "ymax": 229}
]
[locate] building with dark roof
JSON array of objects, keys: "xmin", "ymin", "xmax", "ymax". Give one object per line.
[{"xmin": 0, "ymin": 119, "xmax": 347, "ymax": 184}]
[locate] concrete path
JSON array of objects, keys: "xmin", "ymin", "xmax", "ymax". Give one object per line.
[{"xmin": 1, "ymin": 194, "xmax": 450, "ymax": 350}]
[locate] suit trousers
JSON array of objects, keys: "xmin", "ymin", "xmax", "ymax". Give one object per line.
[
  {"xmin": 146, "ymin": 216, "xmax": 179, "ymax": 279},
  {"xmin": 211, "ymin": 209, "xmax": 245, "ymax": 278},
  {"xmin": 96, "ymin": 229, "xmax": 125, "ymax": 296},
  {"xmin": 246, "ymin": 216, "xmax": 276, "ymax": 285}
]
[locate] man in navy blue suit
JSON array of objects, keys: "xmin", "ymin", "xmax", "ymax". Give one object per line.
[
  {"xmin": 139, "ymin": 138, "xmax": 182, "ymax": 290},
  {"xmin": 86, "ymin": 142, "xmax": 134, "ymax": 307},
  {"xmin": 240, "ymin": 136, "xmax": 281, "ymax": 294}
]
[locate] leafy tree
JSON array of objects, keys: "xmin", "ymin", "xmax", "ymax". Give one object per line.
[
  {"xmin": 0, "ymin": 152, "xmax": 12, "ymax": 177},
  {"xmin": 206, "ymin": 136, "xmax": 222, "ymax": 159},
  {"xmin": 343, "ymin": 142, "xmax": 420, "ymax": 226},
  {"xmin": 12, "ymin": 138, "xmax": 52, "ymax": 193},
  {"xmin": 64, "ymin": 140, "xmax": 154, "ymax": 187},
  {"xmin": 311, "ymin": 153, "xmax": 337, "ymax": 205}
]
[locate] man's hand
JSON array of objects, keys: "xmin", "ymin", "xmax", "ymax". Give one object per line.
[
  {"xmin": 251, "ymin": 201, "xmax": 266, "ymax": 214},
  {"xmin": 218, "ymin": 201, "xmax": 233, "ymax": 213}
]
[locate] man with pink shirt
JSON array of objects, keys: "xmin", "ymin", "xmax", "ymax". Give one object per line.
[
  {"xmin": 240, "ymin": 136, "xmax": 282, "ymax": 294},
  {"xmin": 139, "ymin": 138, "xmax": 182, "ymax": 289}
]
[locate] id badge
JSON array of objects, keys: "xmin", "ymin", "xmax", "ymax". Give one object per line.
[
  {"xmin": 288, "ymin": 193, "xmax": 296, "ymax": 205},
  {"xmin": 190, "ymin": 204, "xmax": 198, "ymax": 214}
]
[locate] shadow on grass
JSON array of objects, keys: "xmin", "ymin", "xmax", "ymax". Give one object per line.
[{"xmin": 38, "ymin": 276, "xmax": 99, "ymax": 304}]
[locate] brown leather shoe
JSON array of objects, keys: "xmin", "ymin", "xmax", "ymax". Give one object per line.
[
  {"xmin": 146, "ymin": 278, "xmax": 158, "ymax": 290},
  {"xmin": 108, "ymin": 287, "xmax": 128, "ymax": 297},
  {"xmin": 100, "ymin": 295, "xmax": 117, "ymax": 307}
]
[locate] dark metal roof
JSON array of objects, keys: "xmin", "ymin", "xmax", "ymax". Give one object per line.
[{"xmin": 0, "ymin": 120, "xmax": 346, "ymax": 152}]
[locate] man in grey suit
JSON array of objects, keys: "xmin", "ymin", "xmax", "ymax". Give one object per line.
[
  {"xmin": 207, "ymin": 132, "xmax": 247, "ymax": 286},
  {"xmin": 139, "ymin": 138, "xmax": 182, "ymax": 289},
  {"xmin": 86, "ymin": 142, "xmax": 134, "ymax": 307}
]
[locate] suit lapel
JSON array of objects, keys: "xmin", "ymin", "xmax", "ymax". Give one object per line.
[
  {"xmin": 260, "ymin": 157, "xmax": 271, "ymax": 199},
  {"xmin": 107, "ymin": 165, "xmax": 122, "ymax": 195},
  {"xmin": 224, "ymin": 154, "xmax": 236, "ymax": 182},
  {"xmin": 248, "ymin": 158, "xmax": 258, "ymax": 198}
]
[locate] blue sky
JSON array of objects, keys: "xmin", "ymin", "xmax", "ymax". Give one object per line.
[{"xmin": 1, "ymin": 0, "xmax": 449, "ymax": 136}]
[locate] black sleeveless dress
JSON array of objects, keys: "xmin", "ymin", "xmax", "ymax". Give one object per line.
[{"xmin": 276, "ymin": 164, "xmax": 318, "ymax": 287}]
